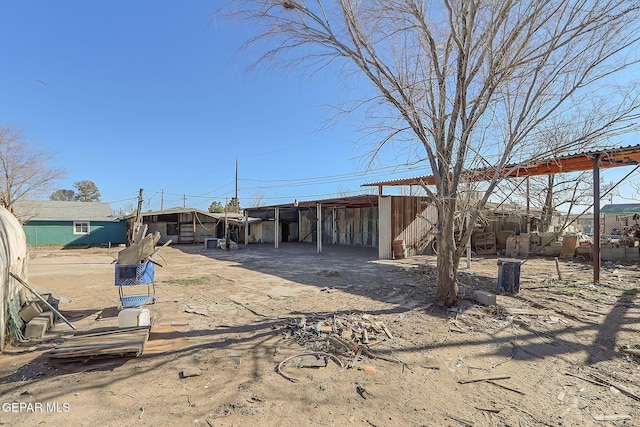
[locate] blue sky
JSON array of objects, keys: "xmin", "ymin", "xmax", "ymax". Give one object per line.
[{"xmin": 1, "ymin": 1, "xmax": 639, "ymax": 215}]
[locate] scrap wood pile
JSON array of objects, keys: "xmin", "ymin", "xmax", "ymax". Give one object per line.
[
  {"xmin": 276, "ymin": 312, "xmax": 404, "ymax": 382},
  {"xmin": 118, "ymin": 189, "xmax": 170, "ymax": 266},
  {"xmin": 117, "ymin": 229, "xmax": 163, "ymax": 265}
]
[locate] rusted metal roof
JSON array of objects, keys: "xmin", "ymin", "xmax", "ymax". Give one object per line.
[
  {"xmin": 363, "ymin": 145, "xmax": 640, "ymax": 188},
  {"xmin": 138, "ymin": 207, "xmax": 260, "ymax": 224},
  {"xmin": 251, "ymin": 194, "xmax": 379, "ymax": 210}
]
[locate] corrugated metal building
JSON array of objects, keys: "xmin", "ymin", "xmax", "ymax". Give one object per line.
[
  {"xmin": 13, "ymin": 200, "xmax": 125, "ymax": 247},
  {"xmin": 138, "ymin": 208, "xmax": 260, "ymax": 244},
  {"xmin": 245, "ymin": 195, "xmax": 437, "ymax": 259}
]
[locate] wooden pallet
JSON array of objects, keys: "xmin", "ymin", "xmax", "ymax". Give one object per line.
[
  {"xmin": 49, "ymin": 327, "xmax": 150, "ymax": 363},
  {"xmin": 473, "ymin": 232, "xmax": 496, "ymax": 255}
]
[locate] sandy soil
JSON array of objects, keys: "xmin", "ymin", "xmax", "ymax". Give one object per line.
[{"xmin": 1, "ymin": 243, "xmax": 639, "ymax": 427}]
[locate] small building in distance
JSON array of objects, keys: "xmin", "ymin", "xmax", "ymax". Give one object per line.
[
  {"xmin": 136, "ymin": 207, "xmax": 260, "ymax": 245},
  {"xmin": 601, "ymin": 203, "xmax": 640, "ymax": 236},
  {"xmin": 13, "ymin": 200, "xmax": 126, "ymax": 247}
]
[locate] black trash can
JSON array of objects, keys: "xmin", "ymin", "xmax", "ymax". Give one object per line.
[{"xmin": 497, "ymin": 258, "xmax": 521, "ymax": 293}]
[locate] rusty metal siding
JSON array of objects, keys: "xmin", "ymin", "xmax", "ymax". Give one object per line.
[
  {"xmin": 334, "ymin": 208, "xmax": 353, "ymax": 244},
  {"xmin": 360, "ymin": 207, "xmax": 377, "ymax": 246},
  {"xmin": 299, "ymin": 210, "xmax": 315, "ymax": 242},
  {"xmin": 391, "ymin": 196, "xmax": 437, "ymax": 256},
  {"xmin": 329, "ymin": 207, "xmax": 378, "ymax": 247},
  {"xmin": 293, "ymin": 207, "xmax": 379, "ymax": 247},
  {"xmin": 321, "ymin": 210, "xmax": 333, "ymax": 243}
]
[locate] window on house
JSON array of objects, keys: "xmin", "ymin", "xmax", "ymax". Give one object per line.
[{"xmin": 73, "ymin": 221, "xmax": 89, "ymax": 234}]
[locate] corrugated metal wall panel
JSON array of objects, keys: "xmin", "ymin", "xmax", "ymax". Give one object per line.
[
  {"xmin": 391, "ymin": 197, "xmax": 437, "ymax": 256},
  {"xmin": 299, "ymin": 211, "xmax": 314, "ymax": 242},
  {"xmin": 379, "ymin": 196, "xmax": 392, "ymax": 259}
]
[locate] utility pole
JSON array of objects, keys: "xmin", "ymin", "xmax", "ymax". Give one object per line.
[
  {"xmin": 161, "ymin": 189, "xmax": 164, "ymax": 210},
  {"xmin": 224, "ymin": 197, "xmax": 229, "ymax": 251},
  {"xmin": 183, "ymin": 194, "xmax": 186, "ymax": 208},
  {"xmin": 130, "ymin": 188, "xmax": 144, "ymax": 245},
  {"xmin": 235, "ymin": 158, "xmax": 239, "ymax": 213}
]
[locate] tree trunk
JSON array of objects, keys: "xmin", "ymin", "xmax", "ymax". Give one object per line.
[{"xmin": 435, "ymin": 204, "xmax": 459, "ymax": 307}]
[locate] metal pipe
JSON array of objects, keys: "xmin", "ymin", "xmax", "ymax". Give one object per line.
[{"xmin": 593, "ymin": 154, "xmax": 601, "ymax": 283}]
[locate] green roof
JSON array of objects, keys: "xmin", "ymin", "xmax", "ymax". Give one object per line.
[
  {"xmin": 601, "ymin": 204, "xmax": 640, "ymax": 214},
  {"xmin": 13, "ymin": 200, "xmax": 117, "ymax": 222}
]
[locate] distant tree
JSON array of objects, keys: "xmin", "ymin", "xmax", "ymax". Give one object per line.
[
  {"xmin": 531, "ymin": 172, "xmax": 592, "ymax": 232},
  {"xmin": 249, "ymin": 190, "xmax": 265, "ymax": 207},
  {"xmin": 50, "ymin": 189, "xmax": 76, "ymax": 201},
  {"xmin": 336, "ymin": 186, "xmax": 352, "ymax": 198},
  {"xmin": 208, "ymin": 201, "xmax": 224, "ymax": 213},
  {"xmin": 73, "ymin": 180, "xmax": 101, "ymax": 202},
  {"xmin": 630, "ymin": 181, "xmax": 640, "ymax": 199},
  {"xmin": 115, "ymin": 203, "xmax": 137, "ymax": 217},
  {"xmin": 226, "ymin": 197, "xmax": 241, "ymax": 213},
  {"xmin": 0, "ymin": 125, "xmax": 66, "ymax": 212}
]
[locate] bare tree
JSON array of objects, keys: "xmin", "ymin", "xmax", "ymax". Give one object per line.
[
  {"xmin": 497, "ymin": 118, "xmax": 604, "ymax": 232},
  {"xmin": 0, "ymin": 125, "xmax": 66, "ymax": 212},
  {"xmin": 630, "ymin": 179, "xmax": 640, "ymax": 199},
  {"xmin": 249, "ymin": 190, "xmax": 265, "ymax": 207},
  {"xmin": 231, "ymin": 0, "xmax": 640, "ymax": 305}
]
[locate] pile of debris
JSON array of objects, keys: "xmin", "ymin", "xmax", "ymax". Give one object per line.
[
  {"xmin": 7, "ymin": 273, "xmax": 71, "ymax": 342},
  {"xmin": 277, "ymin": 312, "xmax": 399, "ymax": 379}
]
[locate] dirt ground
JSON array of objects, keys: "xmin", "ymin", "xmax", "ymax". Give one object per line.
[{"xmin": 1, "ymin": 243, "xmax": 639, "ymax": 427}]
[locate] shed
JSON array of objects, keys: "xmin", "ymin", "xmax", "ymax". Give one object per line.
[
  {"xmin": 245, "ymin": 194, "xmax": 437, "ymax": 259},
  {"xmin": 137, "ymin": 208, "xmax": 260, "ymax": 244},
  {"xmin": 13, "ymin": 200, "xmax": 126, "ymax": 247},
  {"xmin": 600, "ymin": 204, "xmax": 640, "ymax": 236}
]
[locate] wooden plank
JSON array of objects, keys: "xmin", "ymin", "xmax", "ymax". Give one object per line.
[
  {"xmin": 58, "ymin": 333, "xmax": 149, "ymax": 348},
  {"xmin": 71, "ymin": 326, "xmax": 150, "ymax": 338},
  {"xmin": 57, "ymin": 331, "xmax": 149, "ymax": 345},
  {"xmin": 49, "ymin": 327, "xmax": 149, "ymax": 362},
  {"xmin": 458, "ymin": 375, "xmax": 511, "ymax": 384},
  {"xmin": 50, "ymin": 345, "xmax": 145, "ymax": 359},
  {"xmin": 50, "ymin": 346, "xmax": 144, "ymax": 358},
  {"xmin": 51, "ymin": 340, "xmax": 145, "ymax": 352},
  {"xmin": 51, "ymin": 339, "xmax": 147, "ymax": 353}
]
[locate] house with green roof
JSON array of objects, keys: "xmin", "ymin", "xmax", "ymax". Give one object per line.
[
  {"xmin": 13, "ymin": 200, "xmax": 126, "ymax": 247},
  {"xmin": 601, "ymin": 203, "xmax": 640, "ymax": 236}
]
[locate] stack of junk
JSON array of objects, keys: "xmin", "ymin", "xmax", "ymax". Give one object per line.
[
  {"xmin": 115, "ymin": 219, "xmax": 170, "ymax": 329},
  {"xmin": 45, "ymin": 226, "xmax": 169, "ymax": 363},
  {"xmin": 10, "ymin": 284, "xmax": 64, "ymax": 341}
]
